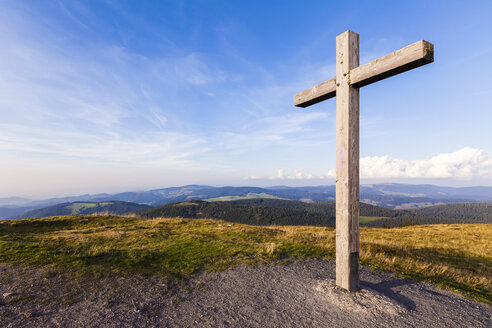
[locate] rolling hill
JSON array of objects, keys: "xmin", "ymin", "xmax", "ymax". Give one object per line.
[
  {"xmin": 361, "ymin": 202, "xmax": 492, "ymax": 227},
  {"xmin": 3, "ymin": 183, "xmax": 492, "ymax": 220},
  {"xmin": 13, "ymin": 201, "xmax": 151, "ymax": 219},
  {"xmin": 139, "ymin": 199, "xmax": 492, "ymax": 228}
]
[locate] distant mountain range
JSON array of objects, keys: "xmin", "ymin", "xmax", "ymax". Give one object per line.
[{"xmin": 2, "ymin": 183, "xmax": 492, "ymax": 220}]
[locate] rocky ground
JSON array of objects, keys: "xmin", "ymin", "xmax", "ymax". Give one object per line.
[{"xmin": 0, "ymin": 259, "xmax": 490, "ymax": 327}]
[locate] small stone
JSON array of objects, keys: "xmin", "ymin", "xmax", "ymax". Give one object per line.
[{"xmin": 2, "ymin": 292, "xmax": 14, "ymax": 297}]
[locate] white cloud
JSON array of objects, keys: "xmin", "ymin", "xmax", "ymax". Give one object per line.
[
  {"xmin": 248, "ymin": 148, "xmax": 492, "ymax": 181},
  {"xmin": 248, "ymin": 168, "xmax": 331, "ymax": 180},
  {"xmin": 361, "ymin": 147, "xmax": 492, "ymax": 179}
]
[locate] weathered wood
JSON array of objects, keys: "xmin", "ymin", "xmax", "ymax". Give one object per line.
[
  {"xmin": 335, "ymin": 30, "xmax": 360, "ymax": 292},
  {"xmin": 293, "ymin": 30, "xmax": 433, "ymax": 293},
  {"xmin": 350, "ymin": 40, "xmax": 433, "ymax": 88},
  {"xmin": 294, "ymin": 77, "xmax": 336, "ymax": 108},
  {"xmin": 293, "ymin": 40, "xmax": 433, "ymax": 108}
]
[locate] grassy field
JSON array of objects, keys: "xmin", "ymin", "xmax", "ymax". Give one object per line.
[
  {"xmin": 67, "ymin": 202, "xmax": 114, "ymax": 214},
  {"xmin": 205, "ymin": 193, "xmax": 283, "ymax": 202},
  {"xmin": 359, "ymin": 216, "xmax": 388, "ymax": 224},
  {"xmin": 0, "ymin": 215, "xmax": 490, "ymax": 303},
  {"xmin": 67, "ymin": 203, "xmax": 98, "ymax": 214}
]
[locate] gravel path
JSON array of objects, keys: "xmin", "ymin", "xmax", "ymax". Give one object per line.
[{"xmin": 1, "ymin": 259, "xmax": 490, "ymax": 327}]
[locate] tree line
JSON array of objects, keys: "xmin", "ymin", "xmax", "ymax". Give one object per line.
[{"xmin": 139, "ymin": 199, "xmax": 492, "ymax": 227}]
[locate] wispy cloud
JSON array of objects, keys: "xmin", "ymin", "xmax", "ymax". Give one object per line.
[
  {"xmin": 0, "ymin": 3, "xmax": 226, "ymax": 170},
  {"xmin": 2, "ymin": 1, "xmax": 491, "ymax": 197},
  {"xmin": 0, "ymin": 123, "xmax": 209, "ymax": 168},
  {"xmin": 246, "ymin": 168, "xmax": 333, "ymax": 181},
  {"xmin": 1, "ymin": 2, "xmax": 341, "ymax": 173},
  {"xmin": 174, "ymin": 53, "xmax": 227, "ymax": 86}
]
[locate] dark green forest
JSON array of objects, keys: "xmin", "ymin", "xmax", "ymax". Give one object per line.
[
  {"xmin": 140, "ymin": 199, "xmax": 336, "ymax": 226},
  {"xmin": 139, "ymin": 199, "xmax": 492, "ymax": 227}
]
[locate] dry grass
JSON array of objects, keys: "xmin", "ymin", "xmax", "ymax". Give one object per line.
[
  {"xmin": 0, "ymin": 215, "xmax": 490, "ymax": 303},
  {"xmin": 272, "ymin": 224, "xmax": 492, "ymax": 302},
  {"xmin": 359, "ymin": 225, "xmax": 491, "ymax": 300}
]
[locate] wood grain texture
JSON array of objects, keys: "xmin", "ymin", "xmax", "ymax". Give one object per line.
[
  {"xmin": 335, "ymin": 30, "xmax": 360, "ymax": 292},
  {"xmin": 293, "ymin": 40, "xmax": 433, "ymax": 108},
  {"xmin": 294, "ymin": 78, "xmax": 336, "ymax": 108},
  {"xmin": 293, "ymin": 30, "xmax": 434, "ymax": 293},
  {"xmin": 349, "ymin": 40, "xmax": 434, "ymax": 88}
]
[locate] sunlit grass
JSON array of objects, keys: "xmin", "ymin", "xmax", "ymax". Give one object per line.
[
  {"xmin": 205, "ymin": 193, "xmax": 283, "ymax": 202},
  {"xmin": 359, "ymin": 216, "xmax": 388, "ymax": 224},
  {"xmin": 360, "ymin": 224, "xmax": 491, "ymax": 303},
  {"xmin": 0, "ymin": 215, "xmax": 490, "ymax": 303}
]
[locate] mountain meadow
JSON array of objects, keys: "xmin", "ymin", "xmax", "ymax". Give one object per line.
[
  {"xmin": 0, "ymin": 214, "xmax": 490, "ymax": 304},
  {"xmin": 1, "ymin": 189, "xmax": 491, "ymax": 306}
]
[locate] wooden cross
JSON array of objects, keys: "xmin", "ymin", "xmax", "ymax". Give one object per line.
[{"xmin": 294, "ymin": 30, "xmax": 434, "ymax": 292}]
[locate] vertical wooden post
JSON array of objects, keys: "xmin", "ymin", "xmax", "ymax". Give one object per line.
[
  {"xmin": 294, "ymin": 30, "xmax": 433, "ymax": 292},
  {"xmin": 335, "ymin": 30, "xmax": 360, "ymax": 292}
]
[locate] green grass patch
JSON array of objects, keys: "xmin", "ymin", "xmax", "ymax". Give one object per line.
[
  {"xmin": 360, "ymin": 216, "xmax": 388, "ymax": 224},
  {"xmin": 68, "ymin": 203, "xmax": 98, "ymax": 214},
  {"xmin": 0, "ymin": 215, "xmax": 490, "ymax": 303},
  {"xmin": 67, "ymin": 202, "xmax": 114, "ymax": 214},
  {"xmin": 205, "ymin": 193, "xmax": 283, "ymax": 202},
  {"xmin": 0, "ymin": 215, "xmax": 331, "ymax": 279}
]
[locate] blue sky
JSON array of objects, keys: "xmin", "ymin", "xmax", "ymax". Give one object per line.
[{"xmin": 1, "ymin": 0, "xmax": 492, "ymax": 198}]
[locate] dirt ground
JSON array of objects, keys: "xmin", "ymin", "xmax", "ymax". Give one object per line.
[{"xmin": 0, "ymin": 259, "xmax": 490, "ymax": 327}]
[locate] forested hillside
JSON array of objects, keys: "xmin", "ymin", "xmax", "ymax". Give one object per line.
[
  {"xmin": 139, "ymin": 199, "xmax": 492, "ymax": 227},
  {"xmin": 408, "ymin": 203, "xmax": 492, "ymax": 220},
  {"xmin": 15, "ymin": 201, "xmax": 151, "ymax": 219},
  {"xmin": 139, "ymin": 199, "xmax": 392, "ymax": 227},
  {"xmin": 140, "ymin": 199, "xmax": 336, "ymax": 226}
]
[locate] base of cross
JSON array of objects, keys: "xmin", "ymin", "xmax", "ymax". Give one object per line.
[
  {"xmin": 336, "ymin": 251, "xmax": 359, "ymax": 292},
  {"xmin": 294, "ymin": 30, "xmax": 433, "ymax": 292}
]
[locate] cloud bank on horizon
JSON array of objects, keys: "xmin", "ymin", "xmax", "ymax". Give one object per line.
[
  {"xmin": 361, "ymin": 147, "xmax": 492, "ymax": 179},
  {"xmin": 251, "ymin": 147, "xmax": 492, "ymax": 181}
]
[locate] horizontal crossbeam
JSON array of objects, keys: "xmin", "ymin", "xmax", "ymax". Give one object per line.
[
  {"xmin": 294, "ymin": 40, "xmax": 434, "ymax": 108},
  {"xmin": 293, "ymin": 77, "xmax": 336, "ymax": 108},
  {"xmin": 350, "ymin": 40, "xmax": 434, "ymax": 88}
]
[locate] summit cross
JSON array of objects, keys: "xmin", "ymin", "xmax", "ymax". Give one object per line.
[{"xmin": 294, "ymin": 30, "xmax": 434, "ymax": 292}]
